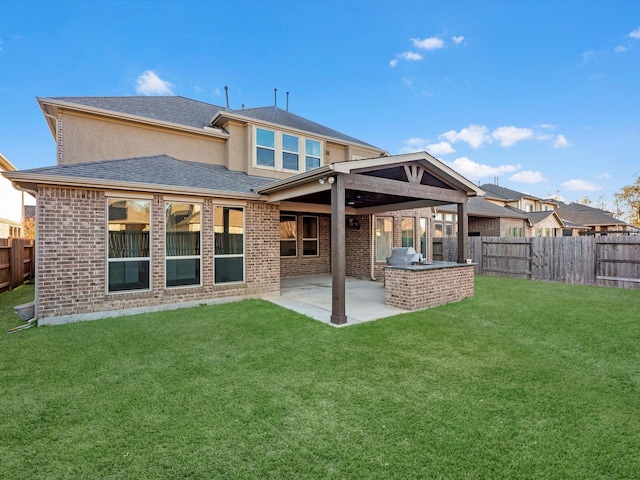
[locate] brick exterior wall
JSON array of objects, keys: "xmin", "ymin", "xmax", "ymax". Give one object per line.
[
  {"xmin": 345, "ymin": 214, "xmax": 371, "ymax": 279},
  {"xmin": 279, "ymin": 214, "xmax": 331, "ymax": 278},
  {"xmin": 36, "ymin": 186, "xmax": 280, "ymax": 322},
  {"xmin": 384, "ymin": 264, "xmax": 474, "ymax": 310},
  {"xmin": 468, "ymin": 216, "xmax": 501, "ymax": 236}
]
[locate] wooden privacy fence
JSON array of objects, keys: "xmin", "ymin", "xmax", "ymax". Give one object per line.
[
  {"xmin": 0, "ymin": 238, "xmax": 35, "ymax": 294},
  {"xmin": 433, "ymin": 236, "xmax": 640, "ymax": 289}
]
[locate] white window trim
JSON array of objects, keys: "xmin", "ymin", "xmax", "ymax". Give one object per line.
[
  {"xmin": 375, "ymin": 216, "xmax": 393, "ymax": 263},
  {"xmin": 253, "ymin": 126, "xmax": 323, "ymax": 173},
  {"xmin": 165, "ymin": 201, "xmax": 203, "ymax": 289},
  {"xmin": 214, "ymin": 205, "xmax": 246, "ymax": 285},
  {"xmin": 106, "ymin": 197, "xmax": 152, "ymax": 295},
  {"xmin": 302, "ymin": 216, "xmax": 319, "ymax": 257}
]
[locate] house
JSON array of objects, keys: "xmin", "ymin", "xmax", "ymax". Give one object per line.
[
  {"xmin": 0, "ymin": 153, "xmax": 28, "ymax": 238},
  {"xmin": 4, "ymin": 95, "xmax": 482, "ymax": 325},
  {"xmin": 435, "ymin": 196, "xmax": 529, "ymax": 237},
  {"xmin": 555, "ymin": 202, "xmax": 632, "ymax": 236}
]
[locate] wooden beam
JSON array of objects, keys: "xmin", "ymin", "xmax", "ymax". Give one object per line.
[
  {"xmin": 457, "ymin": 201, "xmax": 468, "ymax": 263},
  {"xmin": 356, "ymin": 199, "xmax": 440, "ymax": 215},
  {"xmin": 343, "ymin": 173, "xmax": 467, "ymax": 204},
  {"xmin": 331, "ymin": 174, "xmax": 347, "ymax": 325}
]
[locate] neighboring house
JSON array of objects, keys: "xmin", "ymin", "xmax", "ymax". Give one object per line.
[
  {"xmin": 435, "ymin": 196, "xmax": 529, "ymax": 237},
  {"xmin": 555, "ymin": 202, "xmax": 633, "ymax": 236},
  {"xmin": 0, "ymin": 153, "xmax": 27, "ymax": 238},
  {"xmin": 4, "ymin": 96, "xmax": 482, "ymax": 325}
]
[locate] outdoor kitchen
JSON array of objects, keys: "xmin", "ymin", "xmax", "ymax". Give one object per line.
[{"xmin": 384, "ymin": 247, "xmax": 475, "ymax": 311}]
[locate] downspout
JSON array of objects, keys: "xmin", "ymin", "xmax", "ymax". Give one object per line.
[{"xmin": 370, "ymin": 214, "xmax": 376, "ymax": 280}]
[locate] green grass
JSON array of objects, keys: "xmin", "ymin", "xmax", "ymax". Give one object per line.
[{"xmin": 1, "ymin": 277, "xmax": 638, "ymax": 479}]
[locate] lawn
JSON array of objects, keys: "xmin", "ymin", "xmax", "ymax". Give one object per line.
[{"xmin": 0, "ymin": 277, "xmax": 638, "ymax": 479}]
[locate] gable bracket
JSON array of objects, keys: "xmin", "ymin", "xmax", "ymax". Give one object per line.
[{"xmin": 404, "ymin": 164, "xmax": 425, "ymax": 185}]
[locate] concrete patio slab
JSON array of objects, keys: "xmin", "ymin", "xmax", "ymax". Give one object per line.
[{"xmin": 261, "ymin": 275, "xmax": 406, "ymax": 327}]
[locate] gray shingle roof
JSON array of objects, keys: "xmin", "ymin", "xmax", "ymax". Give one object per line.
[
  {"xmin": 438, "ymin": 197, "xmax": 528, "ymax": 218},
  {"xmin": 555, "ymin": 202, "xmax": 628, "ymax": 227},
  {"xmin": 49, "ymin": 96, "xmax": 225, "ymax": 129},
  {"xmin": 46, "ymin": 96, "xmax": 380, "ymax": 149},
  {"xmin": 480, "ymin": 183, "xmax": 549, "ymax": 202},
  {"xmin": 234, "ymin": 106, "xmax": 378, "ymax": 148},
  {"xmin": 18, "ymin": 155, "xmax": 274, "ymax": 194}
]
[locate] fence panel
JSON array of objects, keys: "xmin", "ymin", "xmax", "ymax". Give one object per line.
[
  {"xmin": 0, "ymin": 238, "xmax": 35, "ymax": 294},
  {"xmin": 433, "ymin": 236, "xmax": 640, "ymax": 289}
]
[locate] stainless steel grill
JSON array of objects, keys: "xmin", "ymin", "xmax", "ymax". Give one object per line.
[{"xmin": 386, "ymin": 247, "xmax": 423, "ymax": 266}]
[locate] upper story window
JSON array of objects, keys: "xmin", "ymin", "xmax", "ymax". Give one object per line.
[
  {"xmin": 305, "ymin": 139, "xmax": 321, "ymax": 170},
  {"xmin": 256, "ymin": 128, "xmax": 276, "ymax": 167},
  {"xmin": 254, "ymin": 127, "xmax": 322, "ymax": 173},
  {"xmin": 282, "ymin": 134, "xmax": 299, "ymax": 171}
]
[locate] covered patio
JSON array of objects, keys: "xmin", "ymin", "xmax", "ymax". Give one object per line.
[
  {"xmin": 256, "ymin": 151, "xmax": 483, "ymax": 325},
  {"xmin": 262, "ymin": 274, "xmax": 405, "ymax": 326}
]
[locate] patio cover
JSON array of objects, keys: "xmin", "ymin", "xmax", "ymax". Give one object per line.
[{"xmin": 255, "ymin": 151, "xmax": 484, "ymax": 324}]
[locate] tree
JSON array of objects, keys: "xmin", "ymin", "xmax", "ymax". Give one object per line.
[
  {"xmin": 614, "ymin": 175, "xmax": 640, "ymax": 227},
  {"xmin": 22, "ymin": 216, "xmax": 36, "ymax": 239}
]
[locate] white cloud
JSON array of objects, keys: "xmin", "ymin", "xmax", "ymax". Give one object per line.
[
  {"xmin": 553, "ymin": 134, "xmax": 572, "ymax": 148},
  {"xmin": 398, "ymin": 137, "xmax": 430, "ymax": 153},
  {"xmin": 596, "ymin": 173, "xmax": 610, "ymax": 179},
  {"xmin": 537, "ymin": 123, "xmax": 558, "ymax": 130},
  {"xmin": 135, "ymin": 70, "xmax": 174, "ymax": 95},
  {"xmin": 447, "ymin": 157, "xmax": 520, "ymax": 179},
  {"xmin": 440, "ymin": 124, "xmax": 490, "ymax": 149},
  {"xmin": 510, "ymin": 170, "xmax": 547, "ymax": 184},
  {"xmin": 390, "ymin": 51, "xmax": 423, "ymax": 67},
  {"xmin": 561, "ymin": 179, "xmax": 601, "ymax": 191},
  {"xmin": 411, "ymin": 37, "xmax": 444, "ymax": 50},
  {"xmin": 615, "ymin": 45, "xmax": 627, "ymax": 52},
  {"xmin": 628, "ymin": 27, "xmax": 640, "ymax": 39},
  {"xmin": 427, "ymin": 141, "xmax": 455, "ymax": 155},
  {"xmin": 582, "ymin": 50, "xmax": 597, "ymax": 61},
  {"xmin": 491, "ymin": 126, "xmax": 534, "ymax": 147},
  {"xmin": 452, "ymin": 36, "xmax": 464, "ymax": 44}
]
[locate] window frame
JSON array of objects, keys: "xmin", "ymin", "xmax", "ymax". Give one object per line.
[
  {"xmin": 302, "ymin": 216, "xmax": 319, "ymax": 257},
  {"xmin": 256, "ymin": 127, "xmax": 276, "ymax": 167},
  {"xmin": 165, "ymin": 201, "xmax": 203, "ymax": 289},
  {"xmin": 401, "ymin": 217, "xmax": 415, "ymax": 248},
  {"xmin": 280, "ymin": 214, "xmax": 297, "ymax": 257},
  {"xmin": 375, "ymin": 216, "xmax": 393, "ymax": 262},
  {"xmin": 214, "ymin": 205, "xmax": 245, "ymax": 284},
  {"xmin": 253, "ymin": 126, "xmax": 323, "ymax": 173},
  {"xmin": 282, "ymin": 133, "xmax": 300, "ymax": 172},
  {"xmin": 106, "ymin": 197, "xmax": 152, "ymax": 295}
]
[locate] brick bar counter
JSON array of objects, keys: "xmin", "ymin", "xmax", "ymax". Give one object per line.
[{"xmin": 384, "ymin": 262, "xmax": 475, "ymax": 310}]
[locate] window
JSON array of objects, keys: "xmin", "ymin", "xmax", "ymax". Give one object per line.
[
  {"xmin": 419, "ymin": 218, "xmax": 428, "ymax": 257},
  {"xmin": 282, "ymin": 134, "xmax": 299, "ymax": 171},
  {"xmin": 107, "ymin": 199, "xmax": 150, "ymax": 293},
  {"xmin": 401, "ymin": 217, "xmax": 414, "ymax": 248},
  {"xmin": 166, "ymin": 202, "xmax": 201, "ymax": 287},
  {"xmin": 280, "ymin": 215, "xmax": 297, "ymax": 257},
  {"xmin": 254, "ymin": 127, "xmax": 322, "ymax": 172},
  {"xmin": 256, "ymin": 128, "xmax": 275, "ymax": 167},
  {"xmin": 305, "ymin": 139, "xmax": 321, "ymax": 171},
  {"xmin": 445, "ymin": 224, "xmax": 455, "ymax": 237},
  {"xmin": 435, "ymin": 222, "xmax": 444, "ymax": 238},
  {"xmin": 214, "ymin": 206, "xmax": 244, "ymax": 284},
  {"xmin": 302, "ymin": 216, "xmax": 318, "ymax": 256},
  {"xmin": 375, "ymin": 217, "xmax": 393, "ymax": 262}
]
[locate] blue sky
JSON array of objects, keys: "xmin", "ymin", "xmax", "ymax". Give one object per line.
[{"xmin": 2, "ymin": 0, "xmax": 639, "ymax": 209}]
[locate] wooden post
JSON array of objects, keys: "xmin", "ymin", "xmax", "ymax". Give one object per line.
[
  {"xmin": 457, "ymin": 201, "xmax": 468, "ymax": 264},
  {"xmin": 331, "ymin": 174, "xmax": 347, "ymax": 325}
]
